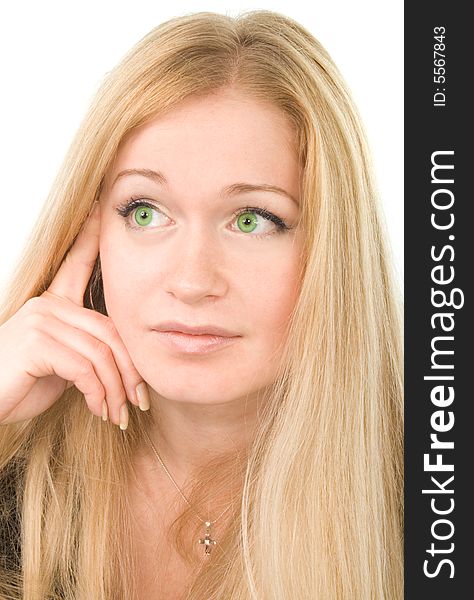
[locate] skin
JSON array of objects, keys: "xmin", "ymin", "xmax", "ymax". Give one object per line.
[{"xmin": 98, "ymin": 86, "xmax": 304, "ymax": 480}]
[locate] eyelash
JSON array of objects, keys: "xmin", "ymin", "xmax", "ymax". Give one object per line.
[{"xmin": 114, "ymin": 196, "xmax": 293, "ymax": 238}]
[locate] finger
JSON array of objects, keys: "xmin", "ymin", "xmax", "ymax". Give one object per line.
[
  {"xmin": 1, "ymin": 374, "xmax": 73, "ymax": 425},
  {"xmin": 47, "ymin": 201, "xmax": 100, "ymax": 305},
  {"xmin": 25, "ymin": 333, "xmax": 106, "ymax": 419},
  {"xmin": 36, "ymin": 313, "xmax": 129, "ymax": 426},
  {"xmin": 37, "ymin": 293, "xmax": 144, "ymax": 409}
]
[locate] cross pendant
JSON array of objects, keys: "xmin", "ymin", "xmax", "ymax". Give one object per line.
[{"xmin": 198, "ymin": 521, "xmax": 217, "ymax": 556}]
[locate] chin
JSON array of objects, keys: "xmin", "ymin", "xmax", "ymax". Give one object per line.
[
  {"xmin": 143, "ymin": 368, "xmax": 260, "ymax": 406},
  {"xmin": 150, "ymin": 386, "xmax": 246, "ymax": 406},
  {"xmin": 131, "ymin": 347, "xmax": 270, "ymax": 406}
]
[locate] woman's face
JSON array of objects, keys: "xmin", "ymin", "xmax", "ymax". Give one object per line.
[{"xmin": 99, "ymin": 87, "xmax": 303, "ymax": 406}]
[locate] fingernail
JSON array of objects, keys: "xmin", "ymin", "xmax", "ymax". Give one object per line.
[
  {"xmin": 102, "ymin": 400, "xmax": 108, "ymax": 422},
  {"xmin": 119, "ymin": 404, "xmax": 129, "ymax": 430},
  {"xmin": 136, "ymin": 381, "xmax": 150, "ymax": 411}
]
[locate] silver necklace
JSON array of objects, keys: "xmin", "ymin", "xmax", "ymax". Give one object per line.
[{"xmin": 143, "ymin": 429, "xmax": 233, "ymax": 556}]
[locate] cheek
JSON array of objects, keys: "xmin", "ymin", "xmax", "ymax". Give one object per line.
[
  {"xmin": 234, "ymin": 253, "xmax": 301, "ymax": 392},
  {"xmin": 99, "ymin": 236, "xmax": 143, "ymax": 319},
  {"xmin": 247, "ymin": 251, "xmax": 301, "ymax": 346}
]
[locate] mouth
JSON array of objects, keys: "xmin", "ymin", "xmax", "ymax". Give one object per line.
[
  {"xmin": 152, "ymin": 321, "xmax": 240, "ymax": 337},
  {"xmin": 152, "ymin": 330, "xmax": 240, "ymax": 354}
]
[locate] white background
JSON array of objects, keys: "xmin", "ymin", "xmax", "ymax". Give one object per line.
[{"xmin": 0, "ymin": 0, "xmax": 403, "ymax": 292}]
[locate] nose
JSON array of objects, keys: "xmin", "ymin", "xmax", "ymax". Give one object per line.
[{"xmin": 162, "ymin": 223, "xmax": 228, "ymax": 304}]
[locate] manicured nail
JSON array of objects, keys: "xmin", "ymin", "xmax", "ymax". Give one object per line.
[
  {"xmin": 119, "ymin": 404, "xmax": 129, "ymax": 430},
  {"xmin": 136, "ymin": 381, "xmax": 150, "ymax": 411},
  {"xmin": 102, "ymin": 400, "xmax": 108, "ymax": 422}
]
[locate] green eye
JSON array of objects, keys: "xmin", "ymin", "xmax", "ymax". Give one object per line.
[
  {"xmin": 115, "ymin": 199, "xmax": 291, "ymax": 237},
  {"xmin": 133, "ymin": 206, "xmax": 153, "ymax": 226},
  {"xmin": 236, "ymin": 212, "xmax": 258, "ymax": 233}
]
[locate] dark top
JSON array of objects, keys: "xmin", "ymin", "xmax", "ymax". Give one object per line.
[{"xmin": 0, "ymin": 460, "xmax": 22, "ymax": 574}]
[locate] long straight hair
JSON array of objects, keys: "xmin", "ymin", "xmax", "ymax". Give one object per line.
[{"xmin": 0, "ymin": 10, "xmax": 403, "ymax": 599}]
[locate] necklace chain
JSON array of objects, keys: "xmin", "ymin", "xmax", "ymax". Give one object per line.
[{"xmin": 143, "ymin": 429, "xmax": 233, "ymax": 525}]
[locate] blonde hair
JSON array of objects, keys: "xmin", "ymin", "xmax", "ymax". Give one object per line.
[{"xmin": 0, "ymin": 10, "xmax": 403, "ymax": 599}]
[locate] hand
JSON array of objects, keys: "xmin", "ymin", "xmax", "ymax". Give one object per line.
[{"xmin": 0, "ymin": 201, "xmax": 149, "ymax": 429}]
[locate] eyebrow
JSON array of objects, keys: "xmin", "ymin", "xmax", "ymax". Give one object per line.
[{"xmin": 111, "ymin": 168, "xmax": 299, "ymax": 205}]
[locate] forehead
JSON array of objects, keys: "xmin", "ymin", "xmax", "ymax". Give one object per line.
[{"xmin": 104, "ymin": 90, "xmax": 300, "ymax": 196}]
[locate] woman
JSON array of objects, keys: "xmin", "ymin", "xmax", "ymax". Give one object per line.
[{"xmin": 0, "ymin": 9, "xmax": 403, "ymax": 599}]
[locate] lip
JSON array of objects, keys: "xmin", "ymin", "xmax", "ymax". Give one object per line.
[
  {"xmin": 154, "ymin": 331, "xmax": 239, "ymax": 354},
  {"xmin": 152, "ymin": 321, "xmax": 241, "ymax": 355},
  {"xmin": 153, "ymin": 321, "xmax": 239, "ymax": 337}
]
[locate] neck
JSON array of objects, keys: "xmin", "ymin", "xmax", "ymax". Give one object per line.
[{"xmin": 139, "ymin": 388, "xmax": 264, "ymax": 484}]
